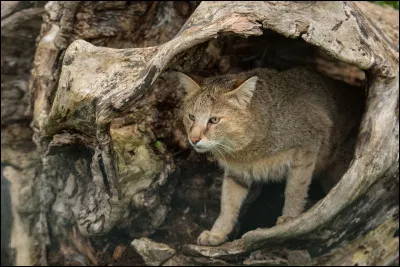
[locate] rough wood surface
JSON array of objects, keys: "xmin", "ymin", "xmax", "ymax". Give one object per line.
[
  {"xmin": 2, "ymin": 1, "xmax": 398, "ymax": 266},
  {"xmin": 1, "ymin": 1, "xmax": 47, "ymax": 265}
]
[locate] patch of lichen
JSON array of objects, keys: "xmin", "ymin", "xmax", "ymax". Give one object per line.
[
  {"xmin": 44, "ymin": 91, "xmax": 97, "ymax": 137},
  {"xmin": 350, "ymin": 216, "xmax": 399, "ymax": 265},
  {"xmin": 315, "ymin": 216, "xmax": 399, "ymax": 265},
  {"xmin": 110, "ymin": 122, "xmax": 166, "ymax": 196}
]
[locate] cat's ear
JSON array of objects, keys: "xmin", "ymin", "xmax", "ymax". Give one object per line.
[
  {"xmin": 176, "ymin": 72, "xmax": 201, "ymax": 95},
  {"xmin": 225, "ymin": 76, "xmax": 258, "ymax": 107}
]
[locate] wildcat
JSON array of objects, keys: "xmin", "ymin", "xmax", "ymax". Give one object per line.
[{"xmin": 177, "ymin": 67, "xmax": 363, "ymax": 246}]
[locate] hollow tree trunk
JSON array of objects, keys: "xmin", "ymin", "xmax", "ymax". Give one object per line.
[{"xmin": 1, "ymin": 1, "xmax": 398, "ymax": 266}]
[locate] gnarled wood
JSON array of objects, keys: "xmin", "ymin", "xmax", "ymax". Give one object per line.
[{"xmin": 2, "ymin": 1, "xmax": 398, "ymax": 266}]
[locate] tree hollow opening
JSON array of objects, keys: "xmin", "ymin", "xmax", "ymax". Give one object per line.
[{"xmin": 151, "ymin": 29, "xmax": 367, "ymax": 247}]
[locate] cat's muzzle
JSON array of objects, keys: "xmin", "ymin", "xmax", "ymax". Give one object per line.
[{"xmin": 188, "ymin": 139, "xmax": 209, "ymax": 153}]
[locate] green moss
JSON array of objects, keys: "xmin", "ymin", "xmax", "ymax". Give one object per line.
[
  {"xmin": 370, "ymin": 1, "xmax": 399, "ymax": 9},
  {"xmin": 45, "ymin": 93, "xmax": 96, "ymax": 136},
  {"xmin": 154, "ymin": 140, "xmax": 166, "ymax": 154}
]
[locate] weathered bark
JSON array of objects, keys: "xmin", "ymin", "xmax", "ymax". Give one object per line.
[
  {"xmin": 1, "ymin": 1, "xmax": 398, "ymax": 266},
  {"xmin": 1, "ymin": 1, "xmax": 47, "ymax": 266}
]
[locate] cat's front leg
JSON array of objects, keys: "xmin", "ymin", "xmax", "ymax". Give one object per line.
[{"xmin": 197, "ymin": 174, "xmax": 249, "ymax": 246}]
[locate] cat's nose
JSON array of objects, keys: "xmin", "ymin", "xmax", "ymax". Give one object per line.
[{"xmin": 190, "ymin": 136, "xmax": 200, "ymax": 145}]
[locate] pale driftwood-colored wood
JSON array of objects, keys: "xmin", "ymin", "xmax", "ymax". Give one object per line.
[{"xmin": 3, "ymin": 1, "xmax": 398, "ymax": 266}]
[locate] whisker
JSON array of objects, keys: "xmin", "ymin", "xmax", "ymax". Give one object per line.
[
  {"xmin": 219, "ymin": 142, "xmax": 237, "ymax": 154},
  {"xmin": 212, "ymin": 144, "xmax": 228, "ymax": 165},
  {"xmin": 215, "ymin": 144, "xmax": 234, "ymax": 158},
  {"xmin": 208, "ymin": 146, "xmax": 218, "ymax": 161},
  {"xmin": 217, "ymin": 144, "xmax": 236, "ymax": 158},
  {"xmin": 215, "ymin": 142, "xmax": 234, "ymax": 151},
  {"xmin": 211, "ymin": 141, "xmax": 237, "ymax": 159}
]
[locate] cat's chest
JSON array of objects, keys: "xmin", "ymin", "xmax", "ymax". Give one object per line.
[{"xmin": 217, "ymin": 151, "xmax": 292, "ymax": 184}]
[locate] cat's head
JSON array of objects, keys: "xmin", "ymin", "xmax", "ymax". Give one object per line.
[{"xmin": 177, "ymin": 72, "xmax": 258, "ymax": 155}]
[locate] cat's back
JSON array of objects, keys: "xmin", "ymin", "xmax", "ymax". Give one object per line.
[
  {"xmin": 247, "ymin": 67, "xmax": 359, "ymax": 120},
  {"xmin": 219, "ymin": 66, "xmax": 361, "ymax": 131},
  {"xmin": 250, "ymin": 67, "xmax": 338, "ymax": 104},
  {"xmin": 246, "ymin": 67, "xmax": 362, "ymax": 156}
]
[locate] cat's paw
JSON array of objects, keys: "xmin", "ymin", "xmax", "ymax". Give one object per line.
[
  {"xmin": 276, "ymin": 215, "xmax": 294, "ymax": 225},
  {"xmin": 197, "ymin": 230, "xmax": 227, "ymax": 246}
]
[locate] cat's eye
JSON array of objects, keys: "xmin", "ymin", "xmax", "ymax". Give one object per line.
[
  {"xmin": 189, "ymin": 114, "xmax": 195, "ymax": 121},
  {"xmin": 209, "ymin": 117, "xmax": 220, "ymax": 124}
]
